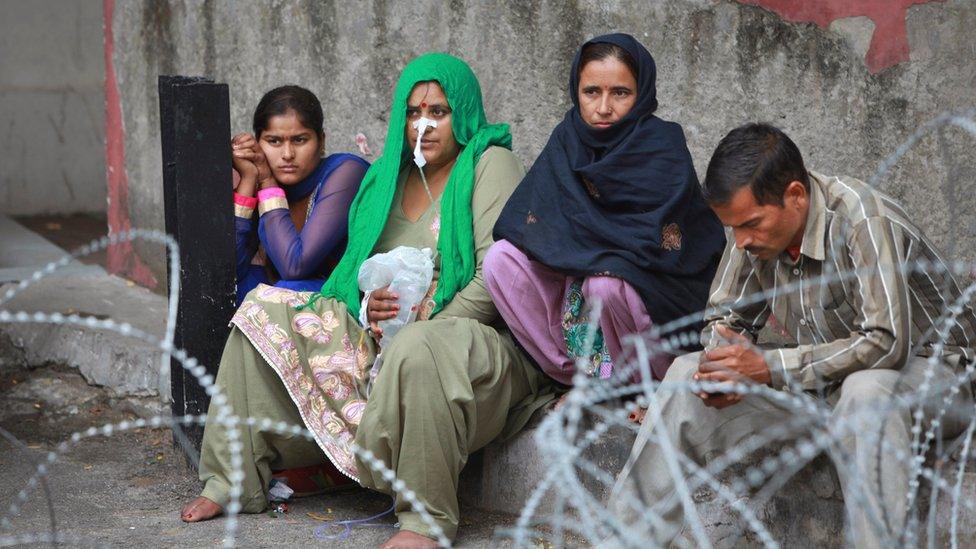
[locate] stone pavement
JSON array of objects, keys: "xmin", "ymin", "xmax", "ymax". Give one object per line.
[{"xmin": 0, "ymin": 365, "xmax": 532, "ymax": 548}]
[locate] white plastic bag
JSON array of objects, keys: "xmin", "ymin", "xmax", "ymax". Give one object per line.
[{"xmin": 358, "ymin": 246, "xmax": 435, "ymax": 347}]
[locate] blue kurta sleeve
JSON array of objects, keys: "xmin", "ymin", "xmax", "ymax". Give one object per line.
[
  {"xmin": 235, "ymin": 215, "xmax": 259, "ymax": 282},
  {"xmin": 258, "ymin": 159, "xmax": 367, "ymax": 280}
]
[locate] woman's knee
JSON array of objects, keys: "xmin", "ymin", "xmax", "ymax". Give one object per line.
[
  {"xmin": 380, "ymin": 321, "xmax": 442, "ymax": 385},
  {"xmin": 483, "ymin": 239, "xmax": 526, "ymax": 287},
  {"xmin": 582, "ymin": 276, "xmax": 631, "ymax": 308}
]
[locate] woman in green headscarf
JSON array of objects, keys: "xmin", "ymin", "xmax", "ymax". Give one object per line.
[{"xmin": 181, "ymin": 53, "xmax": 555, "ymax": 546}]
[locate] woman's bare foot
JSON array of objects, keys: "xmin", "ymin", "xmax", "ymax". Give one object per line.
[
  {"xmin": 180, "ymin": 496, "xmax": 223, "ymax": 522},
  {"xmin": 550, "ymin": 393, "xmax": 570, "ymax": 411},
  {"xmin": 379, "ymin": 530, "xmax": 438, "ymax": 549}
]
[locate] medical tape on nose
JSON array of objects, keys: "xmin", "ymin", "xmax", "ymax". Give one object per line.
[{"xmin": 411, "ymin": 117, "xmax": 438, "ymax": 168}]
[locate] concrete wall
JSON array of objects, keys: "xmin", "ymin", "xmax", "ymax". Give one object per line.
[
  {"xmin": 108, "ymin": 0, "xmax": 976, "ymax": 287},
  {"xmin": 0, "ymin": 0, "xmax": 105, "ymax": 215}
]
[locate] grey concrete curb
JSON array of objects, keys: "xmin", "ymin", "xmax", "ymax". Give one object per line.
[
  {"xmin": 1, "ymin": 319, "xmax": 164, "ymax": 397},
  {"xmin": 0, "ymin": 273, "xmax": 170, "ymax": 403},
  {"xmin": 459, "ymin": 413, "xmax": 976, "ymax": 545}
]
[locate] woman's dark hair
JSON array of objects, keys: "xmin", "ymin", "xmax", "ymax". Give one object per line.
[
  {"xmin": 702, "ymin": 123, "xmax": 810, "ymax": 206},
  {"xmin": 578, "ymin": 42, "xmax": 639, "ymax": 81},
  {"xmin": 252, "ymin": 85, "xmax": 324, "ymax": 139}
]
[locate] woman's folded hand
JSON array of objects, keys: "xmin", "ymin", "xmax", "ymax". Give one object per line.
[{"xmin": 366, "ymin": 286, "xmax": 400, "ymax": 341}]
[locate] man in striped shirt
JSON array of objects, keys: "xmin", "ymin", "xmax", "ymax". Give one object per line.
[{"xmin": 612, "ymin": 123, "xmax": 975, "ymax": 546}]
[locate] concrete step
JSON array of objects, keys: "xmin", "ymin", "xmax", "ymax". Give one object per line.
[
  {"xmin": 0, "ymin": 215, "xmax": 168, "ymax": 402},
  {"xmin": 0, "ymin": 216, "xmax": 103, "ymax": 282},
  {"xmin": 459, "ymin": 412, "xmax": 976, "ymax": 546},
  {"xmin": 0, "ymin": 272, "xmax": 168, "ymax": 400}
]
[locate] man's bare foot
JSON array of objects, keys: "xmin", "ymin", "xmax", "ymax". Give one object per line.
[
  {"xmin": 180, "ymin": 496, "xmax": 223, "ymax": 522},
  {"xmin": 628, "ymin": 406, "xmax": 647, "ymax": 424},
  {"xmin": 379, "ymin": 530, "xmax": 438, "ymax": 549}
]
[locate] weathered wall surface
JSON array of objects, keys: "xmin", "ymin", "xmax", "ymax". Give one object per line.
[
  {"xmin": 0, "ymin": 0, "xmax": 105, "ymax": 215},
  {"xmin": 110, "ymin": 0, "xmax": 976, "ymax": 286}
]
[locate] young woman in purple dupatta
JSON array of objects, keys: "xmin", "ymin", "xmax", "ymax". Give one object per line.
[
  {"xmin": 485, "ymin": 34, "xmax": 725, "ymax": 387},
  {"xmin": 232, "ymin": 85, "xmax": 369, "ymax": 304}
]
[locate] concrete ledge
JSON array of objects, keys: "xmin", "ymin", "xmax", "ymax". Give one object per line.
[
  {"xmin": 459, "ymin": 414, "xmax": 634, "ymax": 515},
  {"xmin": 0, "ymin": 273, "xmax": 168, "ymax": 400},
  {"xmin": 0, "ymin": 216, "xmax": 103, "ymax": 282},
  {"xmin": 460, "ymin": 413, "xmax": 976, "ymax": 546}
]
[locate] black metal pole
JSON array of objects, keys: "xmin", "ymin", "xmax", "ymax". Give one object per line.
[{"xmin": 159, "ymin": 75, "xmax": 236, "ymax": 460}]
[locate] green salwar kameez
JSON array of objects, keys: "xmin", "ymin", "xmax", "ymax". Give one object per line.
[{"xmin": 198, "ymin": 147, "xmax": 556, "ymax": 539}]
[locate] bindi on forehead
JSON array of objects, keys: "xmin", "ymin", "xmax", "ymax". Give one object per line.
[
  {"xmin": 407, "ymin": 101, "xmax": 448, "ymax": 110},
  {"xmin": 407, "ymin": 83, "xmax": 449, "ymax": 110}
]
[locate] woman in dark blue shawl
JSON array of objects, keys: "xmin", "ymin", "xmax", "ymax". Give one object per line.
[{"xmin": 485, "ymin": 33, "xmax": 725, "ymax": 384}]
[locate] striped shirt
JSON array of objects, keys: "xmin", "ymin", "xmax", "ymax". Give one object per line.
[{"xmin": 702, "ymin": 171, "xmax": 976, "ymax": 392}]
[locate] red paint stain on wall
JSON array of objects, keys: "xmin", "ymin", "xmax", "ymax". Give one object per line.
[
  {"xmin": 104, "ymin": 0, "xmax": 157, "ymax": 288},
  {"xmin": 737, "ymin": 0, "xmax": 943, "ymax": 73}
]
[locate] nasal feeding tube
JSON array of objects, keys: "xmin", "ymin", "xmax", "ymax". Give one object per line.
[
  {"xmin": 412, "ymin": 117, "xmax": 437, "ymax": 204},
  {"xmin": 409, "ymin": 115, "xmax": 440, "ymax": 269},
  {"xmin": 360, "ymin": 116, "xmax": 440, "ymax": 364}
]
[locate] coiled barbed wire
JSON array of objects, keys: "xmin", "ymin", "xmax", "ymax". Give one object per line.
[
  {"xmin": 0, "ymin": 231, "xmax": 451, "ymax": 547},
  {"xmin": 502, "ymin": 109, "xmax": 976, "ymax": 548},
  {"xmin": 1, "ymin": 108, "xmax": 975, "ymax": 547}
]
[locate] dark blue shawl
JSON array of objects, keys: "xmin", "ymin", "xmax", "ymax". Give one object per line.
[{"xmin": 493, "ymin": 33, "xmax": 725, "ymax": 333}]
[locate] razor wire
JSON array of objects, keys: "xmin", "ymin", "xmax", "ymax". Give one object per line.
[
  {"xmin": 0, "ymin": 230, "xmax": 450, "ymax": 548},
  {"xmin": 499, "ymin": 108, "xmax": 976, "ymax": 548},
  {"xmin": 0, "ymin": 108, "xmax": 974, "ymax": 547}
]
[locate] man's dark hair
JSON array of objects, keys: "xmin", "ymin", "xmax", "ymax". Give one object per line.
[
  {"xmin": 702, "ymin": 122, "xmax": 810, "ymax": 206},
  {"xmin": 252, "ymin": 85, "xmax": 324, "ymax": 140}
]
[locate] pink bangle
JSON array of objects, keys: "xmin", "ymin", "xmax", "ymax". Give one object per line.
[
  {"xmin": 233, "ymin": 193, "xmax": 258, "ymax": 208},
  {"xmin": 258, "ymin": 187, "xmax": 286, "ymax": 202},
  {"xmin": 257, "ymin": 186, "xmax": 288, "ymax": 216}
]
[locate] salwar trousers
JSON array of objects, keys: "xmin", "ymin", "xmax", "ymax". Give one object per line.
[
  {"xmin": 610, "ymin": 352, "xmax": 974, "ymax": 548},
  {"xmin": 355, "ymin": 317, "xmax": 554, "ymax": 539},
  {"xmin": 483, "ymin": 239, "xmax": 669, "ymax": 385},
  {"xmin": 198, "ymin": 320, "xmax": 554, "ymax": 541},
  {"xmin": 198, "ymin": 328, "xmax": 328, "ymax": 513}
]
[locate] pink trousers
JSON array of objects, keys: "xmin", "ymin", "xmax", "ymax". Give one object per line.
[{"xmin": 483, "ymin": 239, "xmax": 671, "ymax": 385}]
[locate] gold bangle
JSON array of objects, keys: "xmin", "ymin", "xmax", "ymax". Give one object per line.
[
  {"xmin": 258, "ymin": 197, "xmax": 288, "ymax": 215},
  {"xmin": 234, "ymin": 204, "xmax": 255, "ymax": 218}
]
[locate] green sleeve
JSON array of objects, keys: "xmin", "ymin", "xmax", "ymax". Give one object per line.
[{"xmin": 437, "ymin": 146, "xmax": 525, "ymax": 323}]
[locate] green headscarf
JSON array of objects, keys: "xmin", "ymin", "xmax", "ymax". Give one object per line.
[{"xmin": 314, "ymin": 52, "xmax": 512, "ymax": 318}]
